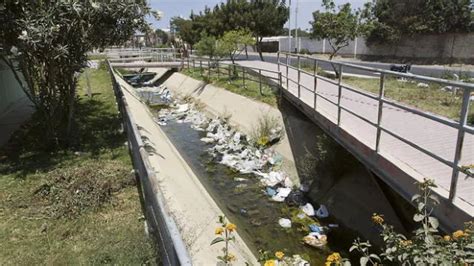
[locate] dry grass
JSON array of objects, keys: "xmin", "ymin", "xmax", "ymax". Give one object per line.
[{"xmin": 0, "ymin": 63, "xmax": 157, "ymax": 264}]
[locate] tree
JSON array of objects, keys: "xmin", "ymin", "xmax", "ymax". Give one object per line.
[
  {"xmin": 361, "ymin": 0, "xmax": 473, "ymax": 45},
  {"xmin": 182, "ymin": 0, "xmax": 288, "ymax": 62},
  {"xmin": 247, "ymin": 0, "xmax": 289, "ymax": 61},
  {"xmin": 170, "ymin": 16, "xmax": 200, "ymax": 52},
  {"xmin": 155, "ymin": 29, "xmax": 169, "ymax": 46},
  {"xmin": 0, "ymin": 1, "xmax": 153, "ymax": 147},
  {"xmin": 217, "ymin": 30, "xmax": 255, "ymax": 64},
  {"xmin": 310, "ymin": 0, "xmax": 359, "ymax": 77},
  {"xmin": 195, "ymin": 33, "xmax": 219, "ymax": 60}
]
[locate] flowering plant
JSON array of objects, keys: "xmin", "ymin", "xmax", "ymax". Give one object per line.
[{"xmin": 211, "ymin": 215, "xmax": 237, "ymax": 264}]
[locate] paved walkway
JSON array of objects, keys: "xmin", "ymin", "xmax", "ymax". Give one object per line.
[
  {"xmin": 0, "ymin": 97, "xmax": 34, "ymax": 147},
  {"xmin": 236, "ymin": 60, "xmax": 474, "ymax": 215}
]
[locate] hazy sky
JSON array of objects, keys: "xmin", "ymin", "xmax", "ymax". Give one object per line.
[{"xmin": 149, "ymin": 0, "xmax": 368, "ymax": 31}]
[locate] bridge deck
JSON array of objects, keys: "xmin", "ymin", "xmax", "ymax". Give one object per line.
[
  {"xmin": 109, "ymin": 61, "xmax": 182, "ymax": 68},
  {"xmin": 236, "ymin": 60, "xmax": 474, "ymax": 216}
]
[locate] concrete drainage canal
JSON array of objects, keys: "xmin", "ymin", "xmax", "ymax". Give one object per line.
[{"xmin": 125, "ymin": 69, "xmax": 412, "ymax": 264}]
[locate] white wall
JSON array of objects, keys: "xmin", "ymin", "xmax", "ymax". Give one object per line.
[
  {"xmin": 275, "ymin": 33, "xmax": 474, "ymax": 63},
  {"xmin": 0, "ymin": 60, "xmax": 28, "ymax": 114}
]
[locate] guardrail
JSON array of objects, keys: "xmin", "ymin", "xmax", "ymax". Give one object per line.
[
  {"xmin": 182, "ymin": 57, "xmax": 283, "ymax": 96},
  {"xmin": 106, "ymin": 60, "xmax": 192, "ymax": 266},
  {"xmin": 277, "ymin": 51, "xmax": 473, "ymax": 202}
]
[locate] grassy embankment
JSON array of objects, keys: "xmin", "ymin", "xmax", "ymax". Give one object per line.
[
  {"xmin": 0, "ymin": 63, "xmax": 157, "ymax": 264},
  {"xmin": 298, "ymin": 63, "xmax": 474, "ymax": 123},
  {"xmin": 181, "ymin": 66, "xmax": 280, "ymax": 107}
]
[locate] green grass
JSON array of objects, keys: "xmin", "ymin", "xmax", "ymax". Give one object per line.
[
  {"xmin": 87, "ymin": 54, "xmax": 108, "ymax": 60},
  {"xmin": 182, "ymin": 67, "xmax": 280, "ymax": 107},
  {"xmin": 341, "ymin": 76, "xmax": 474, "ymax": 123},
  {"xmin": 0, "ymin": 62, "xmax": 157, "ymax": 264},
  {"xmin": 297, "ymin": 63, "xmax": 473, "ymax": 123}
]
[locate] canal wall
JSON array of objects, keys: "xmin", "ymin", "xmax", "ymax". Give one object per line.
[
  {"xmin": 163, "ymin": 71, "xmax": 409, "ymax": 245},
  {"xmin": 163, "ymin": 72, "xmax": 301, "ymax": 186},
  {"xmin": 113, "ymin": 72, "xmax": 258, "ymax": 264}
]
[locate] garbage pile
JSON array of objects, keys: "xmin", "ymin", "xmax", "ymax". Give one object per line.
[
  {"xmin": 135, "ymin": 85, "xmax": 172, "ymax": 106},
  {"xmin": 136, "ymin": 84, "xmax": 335, "ymax": 255}
]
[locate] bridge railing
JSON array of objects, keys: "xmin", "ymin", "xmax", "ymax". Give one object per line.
[
  {"xmin": 277, "ymin": 51, "xmax": 473, "ymax": 202},
  {"xmin": 106, "ymin": 60, "xmax": 192, "ymax": 266},
  {"xmin": 182, "ymin": 57, "xmax": 283, "ymax": 96}
]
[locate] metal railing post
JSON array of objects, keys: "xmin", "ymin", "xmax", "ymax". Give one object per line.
[
  {"xmin": 217, "ymin": 61, "xmax": 220, "ymax": 79},
  {"xmin": 207, "ymin": 59, "xmax": 210, "ymax": 80},
  {"xmin": 279, "ymin": 72, "xmax": 283, "ymax": 98},
  {"xmin": 337, "ymin": 64, "xmax": 343, "ymax": 126},
  {"xmin": 242, "ymin": 67, "xmax": 246, "ymax": 88},
  {"xmin": 200, "ymin": 60, "xmax": 203, "ymax": 76},
  {"xmin": 286, "ymin": 54, "xmax": 289, "ymax": 89},
  {"xmin": 449, "ymin": 88, "xmax": 471, "ymax": 200},
  {"xmin": 313, "ymin": 59, "xmax": 317, "ymax": 76},
  {"xmin": 259, "ymin": 69, "xmax": 263, "ymax": 95},
  {"xmin": 228, "ymin": 65, "xmax": 231, "ymax": 82},
  {"xmin": 375, "ymin": 73, "xmax": 385, "ymax": 152},
  {"xmin": 297, "ymin": 55, "xmax": 301, "ymax": 98},
  {"xmin": 277, "ymin": 52, "xmax": 280, "ymax": 72}
]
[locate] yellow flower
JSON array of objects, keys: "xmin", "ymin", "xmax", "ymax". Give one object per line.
[
  {"xmin": 215, "ymin": 227, "xmax": 224, "ymax": 235},
  {"xmin": 226, "ymin": 223, "xmax": 237, "ymax": 232},
  {"xmin": 371, "ymin": 213, "xmax": 384, "ymax": 225},
  {"xmin": 452, "ymin": 230, "xmax": 467, "ymax": 239},
  {"xmin": 443, "ymin": 235, "xmax": 451, "ymax": 241},
  {"xmin": 400, "ymin": 240, "xmax": 413, "ymax": 246},
  {"xmin": 227, "ymin": 253, "xmax": 236, "ymax": 262},
  {"xmin": 275, "ymin": 251, "xmax": 285, "ymax": 260},
  {"xmin": 326, "ymin": 252, "xmax": 342, "ymax": 264},
  {"xmin": 264, "ymin": 260, "xmax": 275, "ymax": 266}
]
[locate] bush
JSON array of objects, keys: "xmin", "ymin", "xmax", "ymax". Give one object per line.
[{"xmin": 333, "ymin": 179, "xmax": 474, "ymax": 265}]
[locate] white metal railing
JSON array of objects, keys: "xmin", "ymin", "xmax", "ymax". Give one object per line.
[{"xmin": 277, "ymin": 51, "xmax": 473, "ymax": 202}]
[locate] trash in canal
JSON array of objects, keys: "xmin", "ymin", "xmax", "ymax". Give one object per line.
[
  {"xmin": 278, "ymin": 218, "xmax": 292, "ymax": 228},
  {"xmin": 134, "ymin": 84, "xmax": 335, "ymax": 259}
]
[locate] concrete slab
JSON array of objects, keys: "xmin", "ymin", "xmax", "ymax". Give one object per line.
[
  {"xmin": 162, "ymin": 72, "xmax": 302, "ymax": 185},
  {"xmin": 114, "ymin": 74, "xmax": 258, "ymax": 265}
]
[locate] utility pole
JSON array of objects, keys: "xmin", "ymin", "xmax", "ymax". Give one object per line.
[
  {"xmin": 295, "ymin": 0, "xmax": 299, "ymax": 53},
  {"xmin": 288, "ymin": 0, "xmax": 291, "ymax": 53}
]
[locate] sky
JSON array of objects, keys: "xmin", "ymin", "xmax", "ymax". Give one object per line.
[{"xmin": 149, "ymin": 0, "xmax": 367, "ymax": 31}]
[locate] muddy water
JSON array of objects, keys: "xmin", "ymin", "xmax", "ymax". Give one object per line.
[{"xmin": 157, "ymin": 98, "xmax": 409, "ymax": 264}]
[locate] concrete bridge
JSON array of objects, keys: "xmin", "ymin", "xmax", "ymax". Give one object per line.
[
  {"xmin": 232, "ymin": 53, "xmax": 473, "ymax": 231},
  {"xmin": 112, "ymin": 53, "xmax": 473, "ymax": 229}
]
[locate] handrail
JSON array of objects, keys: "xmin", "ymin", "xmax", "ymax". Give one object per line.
[
  {"xmin": 279, "ymin": 51, "xmax": 474, "ymax": 90},
  {"xmin": 106, "ymin": 60, "xmax": 192, "ymax": 266},
  {"xmin": 276, "ymin": 51, "xmax": 473, "ymax": 202}
]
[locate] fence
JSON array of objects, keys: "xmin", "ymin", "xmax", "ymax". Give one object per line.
[
  {"xmin": 183, "ymin": 57, "xmax": 283, "ymax": 97},
  {"xmin": 277, "ymin": 51, "xmax": 474, "ymax": 202},
  {"xmin": 106, "ymin": 60, "xmax": 192, "ymax": 266}
]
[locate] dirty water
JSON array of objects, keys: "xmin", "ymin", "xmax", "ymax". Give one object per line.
[
  {"xmin": 123, "ymin": 71, "xmax": 411, "ymax": 264},
  {"xmin": 160, "ymin": 120, "xmax": 332, "ymax": 264}
]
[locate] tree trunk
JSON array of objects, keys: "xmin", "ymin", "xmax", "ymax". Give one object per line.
[
  {"xmin": 328, "ymin": 52, "xmax": 340, "ymax": 79},
  {"xmin": 257, "ymin": 36, "xmax": 264, "ymax": 61},
  {"xmin": 66, "ymin": 77, "xmax": 76, "ymax": 144}
]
